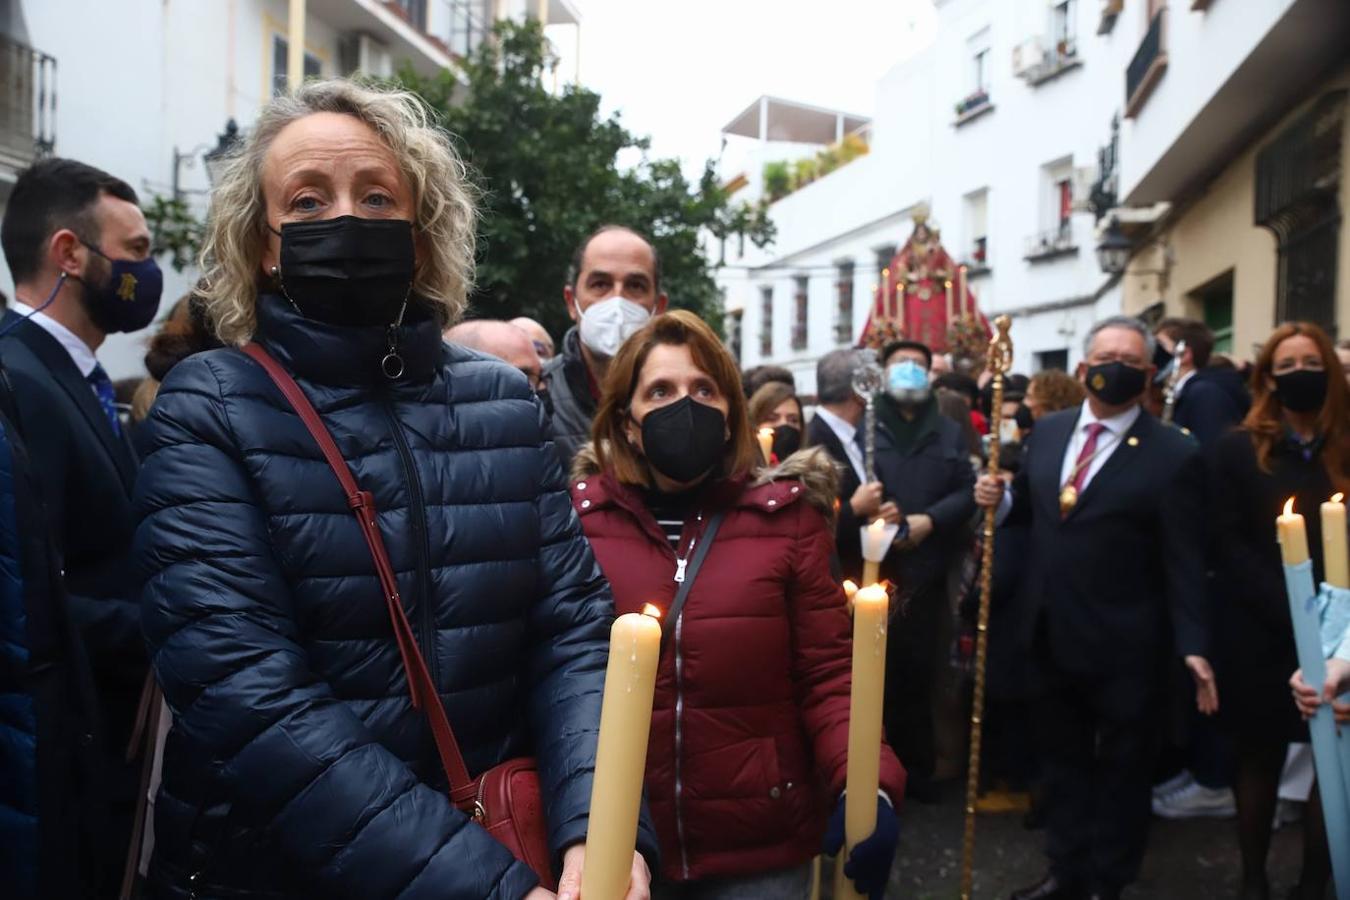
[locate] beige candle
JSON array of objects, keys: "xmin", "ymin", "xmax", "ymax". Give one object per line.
[
  {"xmin": 834, "ymin": 583, "xmax": 890, "ymax": 900},
  {"xmin": 1322, "ymin": 492, "xmax": 1348, "ymax": 587},
  {"xmin": 581, "ymin": 605, "xmax": 662, "ymax": 900},
  {"xmin": 861, "ymin": 518, "xmax": 887, "ymax": 586},
  {"xmin": 757, "ymin": 427, "xmax": 775, "ymax": 466},
  {"xmin": 945, "ymin": 279, "xmax": 954, "ymax": 323},
  {"xmin": 958, "ymin": 264, "xmax": 967, "ymax": 320},
  {"xmin": 1279, "ymin": 497, "xmax": 1310, "ymax": 567}
]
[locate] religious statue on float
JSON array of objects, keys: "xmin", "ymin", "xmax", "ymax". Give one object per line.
[{"xmin": 858, "ymin": 207, "xmax": 990, "ymax": 373}]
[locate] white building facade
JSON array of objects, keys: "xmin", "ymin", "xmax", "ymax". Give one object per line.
[
  {"xmin": 719, "ymin": 0, "xmax": 1143, "ymax": 393},
  {"xmin": 0, "ymin": 0, "xmax": 581, "ymax": 378}
]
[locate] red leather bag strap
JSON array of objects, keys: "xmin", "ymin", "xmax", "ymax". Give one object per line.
[{"xmin": 241, "ymin": 343, "xmax": 473, "ymax": 793}]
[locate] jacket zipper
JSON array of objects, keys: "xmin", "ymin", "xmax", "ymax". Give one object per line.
[
  {"xmin": 671, "ymin": 512, "xmax": 701, "ymax": 879},
  {"xmin": 381, "ymin": 399, "xmax": 440, "ymax": 696}
]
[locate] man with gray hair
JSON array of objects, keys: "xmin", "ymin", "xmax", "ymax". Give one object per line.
[
  {"xmin": 973, "ymin": 315, "xmax": 1215, "ymax": 900},
  {"xmin": 807, "ymin": 348, "xmax": 900, "ymax": 583}
]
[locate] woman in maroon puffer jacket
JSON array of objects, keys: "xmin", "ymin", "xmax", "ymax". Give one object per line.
[{"xmin": 570, "ymin": 311, "xmax": 905, "ymax": 898}]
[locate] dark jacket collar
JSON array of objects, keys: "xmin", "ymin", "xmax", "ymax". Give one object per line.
[
  {"xmin": 252, "ymin": 294, "xmax": 443, "ymax": 387},
  {"xmin": 555, "ymin": 327, "xmax": 598, "ymax": 416}
]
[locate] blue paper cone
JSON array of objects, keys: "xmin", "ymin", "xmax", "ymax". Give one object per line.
[{"xmin": 1285, "ymin": 563, "xmax": 1350, "ymax": 900}]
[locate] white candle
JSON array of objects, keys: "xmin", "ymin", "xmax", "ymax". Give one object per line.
[
  {"xmin": 1279, "ymin": 497, "xmax": 1310, "ymax": 567},
  {"xmin": 1322, "ymin": 492, "xmax": 1348, "ymax": 587},
  {"xmin": 581, "ymin": 605, "xmax": 662, "ymax": 899},
  {"xmin": 835, "ymin": 584, "xmax": 890, "ymax": 900}
]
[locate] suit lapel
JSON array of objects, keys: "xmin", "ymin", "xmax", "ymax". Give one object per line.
[
  {"xmin": 9, "ymin": 316, "xmax": 138, "ymax": 492},
  {"xmin": 1069, "ymin": 411, "xmax": 1151, "ymax": 517}
]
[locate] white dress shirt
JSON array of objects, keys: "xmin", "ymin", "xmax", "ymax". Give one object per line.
[
  {"xmin": 813, "ymin": 406, "xmax": 867, "ymax": 484},
  {"xmin": 1058, "ymin": 400, "xmax": 1142, "ymax": 492},
  {"xmin": 14, "ymin": 300, "xmax": 100, "ymax": 379}
]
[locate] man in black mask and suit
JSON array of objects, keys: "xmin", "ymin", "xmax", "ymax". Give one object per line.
[
  {"xmin": 974, "ymin": 316, "xmax": 1217, "ymax": 900},
  {"xmin": 0, "ymin": 157, "xmax": 162, "ymax": 893}
]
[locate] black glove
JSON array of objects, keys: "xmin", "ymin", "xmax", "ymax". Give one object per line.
[{"xmin": 822, "ymin": 793, "xmax": 900, "ymax": 900}]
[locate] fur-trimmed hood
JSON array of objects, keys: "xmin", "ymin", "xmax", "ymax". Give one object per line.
[{"xmin": 569, "ymin": 441, "xmax": 840, "ymax": 519}]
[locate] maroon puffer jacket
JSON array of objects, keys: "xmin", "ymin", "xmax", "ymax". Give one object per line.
[{"xmin": 570, "ymin": 447, "xmax": 906, "ymax": 882}]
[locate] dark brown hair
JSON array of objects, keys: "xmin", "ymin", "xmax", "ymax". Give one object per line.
[
  {"xmin": 747, "ymin": 381, "xmax": 807, "ymax": 435},
  {"xmin": 592, "ymin": 311, "xmax": 761, "ymax": 486},
  {"xmin": 1156, "ymin": 317, "xmax": 1216, "ymax": 368},
  {"xmin": 1243, "ymin": 321, "xmax": 1350, "ymax": 488}
]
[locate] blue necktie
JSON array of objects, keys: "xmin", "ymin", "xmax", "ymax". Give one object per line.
[{"xmin": 87, "ymin": 363, "xmax": 122, "ymax": 437}]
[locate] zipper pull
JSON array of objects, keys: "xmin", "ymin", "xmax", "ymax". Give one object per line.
[
  {"xmin": 381, "ymin": 325, "xmax": 405, "ymax": 380},
  {"xmin": 674, "ymin": 557, "xmax": 688, "ymax": 583}
]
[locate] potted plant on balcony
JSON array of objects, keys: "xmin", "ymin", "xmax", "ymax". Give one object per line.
[{"xmin": 763, "ymin": 161, "xmax": 791, "ymax": 202}]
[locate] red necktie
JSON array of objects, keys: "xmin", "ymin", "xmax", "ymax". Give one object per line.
[{"xmin": 1071, "ymin": 422, "xmax": 1106, "ymax": 493}]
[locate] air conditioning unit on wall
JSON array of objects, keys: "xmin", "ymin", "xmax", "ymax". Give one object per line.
[{"xmin": 1012, "ymin": 38, "xmax": 1045, "ymax": 78}]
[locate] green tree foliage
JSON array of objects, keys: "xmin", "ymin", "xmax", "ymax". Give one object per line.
[
  {"xmin": 400, "ymin": 20, "xmax": 773, "ymax": 339},
  {"xmin": 144, "ymin": 195, "xmax": 206, "ymax": 274}
]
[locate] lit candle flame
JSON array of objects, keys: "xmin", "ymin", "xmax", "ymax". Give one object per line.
[
  {"xmin": 1334, "ymin": 493, "xmax": 1345, "ymax": 504},
  {"xmin": 869, "ymin": 517, "xmax": 886, "ymax": 534},
  {"xmin": 641, "ymin": 603, "xmax": 661, "ymax": 619},
  {"xmin": 1284, "ymin": 497, "xmax": 1296, "ymax": 517},
  {"xmin": 945, "ymin": 279, "xmax": 952, "ymax": 288},
  {"xmin": 842, "ymin": 579, "xmax": 859, "ymax": 598},
  {"xmin": 759, "ymin": 426, "xmax": 774, "ymax": 437}
]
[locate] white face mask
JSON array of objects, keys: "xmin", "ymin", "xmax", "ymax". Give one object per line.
[{"xmin": 577, "ymin": 295, "xmax": 652, "ymax": 358}]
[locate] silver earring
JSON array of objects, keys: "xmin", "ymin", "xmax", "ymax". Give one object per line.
[{"xmin": 270, "ymin": 266, "xmax": 279, "ymax": 277}]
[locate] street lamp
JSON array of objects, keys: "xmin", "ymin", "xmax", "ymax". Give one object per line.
[
  {"xmin": 1095, "ymin": 220, "xmax": 1133, "ymax": 275},
  {"xmin": 172, "ymin": 119, "xmax": 243, "ymax": 201},
  {"xmin": 203, "ymin": 119, "xmax": 241, "ymax": 186}
]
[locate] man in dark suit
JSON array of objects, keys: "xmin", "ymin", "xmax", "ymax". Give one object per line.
[
  {"xmin": 807, "ymin": 347, "xmax": 898, "ymax": 583},
  {"xmin": 0, "ymin": 157, "xmax": 163, "ymax": 893},
  {"xmin": 975, "ymin": 316, "xmax": 1217, "ymax": 900},
  {"xmin": 1154, "ymin": 317, "xmax": 1249, "ymax": 446}
]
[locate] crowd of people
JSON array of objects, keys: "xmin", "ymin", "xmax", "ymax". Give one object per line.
[{"xmin": 0, "ymin": 76, "xmax": 1347, "ymax": 900}]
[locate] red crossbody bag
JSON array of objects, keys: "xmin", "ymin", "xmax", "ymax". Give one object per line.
[{"xmin": 242, "ymin": 343, "xmax": 556, "ymax": 888}]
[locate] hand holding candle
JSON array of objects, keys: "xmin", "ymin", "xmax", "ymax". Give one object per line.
[
  {"xmin": 758, "ymin": 427, "xmax": 775, "ymax": 466},
  {"xmin": 834, "ymin": 583, "xmax": 890, "ymax": 900},
  {"xmin": 581, "ymin": 605, "xmax": 661, "ymax": 900},
  {"xmin": 860, "ymin": 517, "xmax": 900, "ymax": 587}
]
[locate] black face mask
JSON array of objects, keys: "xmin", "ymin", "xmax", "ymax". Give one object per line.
[
  {"xmin": 1274, "ymin": 369, "xmax": 1328, "ymax": 413},
  {"xmin": 772, "ymin": 424, "xmax": 802, "ymax": 461},
  {"xmin": 1085, "ymin": 361, "xmax": 1148, "ymax": 406},
  {"xmin": 638, "ymin": 396, "xmax": 728, "ymax": 485},
  {"xmin": 272, "ymin": 216, "xmax": 415, "ymax": 328}
]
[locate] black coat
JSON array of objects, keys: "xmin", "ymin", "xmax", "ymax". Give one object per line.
[
  {"xmin": 1207, "ymin": 428, "xmax": 1334, "ymax": 742},
  {"xmin": 541, "ymin": 327, "xmax": 597, "ymax": 473},
  {"xmin": 1006, "ymin": 407, "xmax": 1208, "ymax": 677},
  {"xmin": 0, "ymin": 369, "xmax": 107, "ymax": 899},
  {"xmin": 0, "ymin": 314, "xmax": 145, "ymax": 750},
  {"xmin": 807, "ymin": 413, "xmax": 865, "ymax": 583},
  {"xmin": 1173, "ymin": 368, "xmax": 1249, "ymax": 447},
  {"xmin": 872, "ymin": 402, "xmax": 977, "ymax": 594},
  {"xmin": 135, "ymin": 296, "xmax": 647, "ymax": 899}
]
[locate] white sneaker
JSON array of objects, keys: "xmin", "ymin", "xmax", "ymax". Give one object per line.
[
  {"xmin": 1152, "ymin": 780, "xmax": 1237, "ymax": 819},
  {"xmin": 1152, "ymin": 770, "xmax": 1194, "ymax": 800}
]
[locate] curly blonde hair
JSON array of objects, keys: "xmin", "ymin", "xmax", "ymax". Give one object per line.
[{"xmin": 198, "ymin": 79, "xmax": 476, "ymax": 345}]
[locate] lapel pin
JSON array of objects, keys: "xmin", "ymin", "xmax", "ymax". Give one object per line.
[{"xmin": 1127, "ymin": 436, "xmax": 1140, "ymax": 447}]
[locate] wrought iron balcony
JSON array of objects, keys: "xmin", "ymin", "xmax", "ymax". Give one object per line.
[
  {"xmin": 0, "ymin": 34, "xmax": 56, "ymax": 174},
  {"xmin": 1126, "ymin": 8, "xmax": 1168, "ymax": 118},
  {"xmin": 1024, "ymin": 223, "xmax": 1078, "ymax": 263}
]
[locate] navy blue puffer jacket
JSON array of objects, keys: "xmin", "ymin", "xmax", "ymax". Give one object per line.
[{"xmin": 135, "ymin": 295, "xmax": 631, "ymax": 899}]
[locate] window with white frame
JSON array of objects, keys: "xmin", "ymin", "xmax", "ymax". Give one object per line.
[
  {"xmin": 792, "ymin": 276, "xmax": 809, "ymax": 351},
  {"xmin": 1051, "ymin": 0, "xmax": 1076, "ymax": 59},
  {"xmin": 834, "ymin": 261, "xmax": 855, "ymax": 345},
  {"xmin": 964, "ymin": 189, "xmax": 990, "ymax": 267},
  {"xmin": 273, "ymin": 36, "xmax": 322, "ymax": 95},
  {"xmin": 968, "ymin": 27, "xmax": 992, "ymax": 99},
  {"xmin": 759, "ymin": 286, "xmax": 774, "ymax": 357},
  {"xmin": 1041, "ymin": 157, "xmax": 1074, "ymax": 235}
]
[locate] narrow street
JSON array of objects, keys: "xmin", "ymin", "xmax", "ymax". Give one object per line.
[{"xmin": 872, "ymin": 791, "xmax": 1308, "ymax": 899}]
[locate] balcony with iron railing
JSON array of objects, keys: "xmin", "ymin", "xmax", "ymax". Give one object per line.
[
  {"xmin": 0, "ymin": 34, "xmax": 56, "ymax": 177},
  {"xmin": 1025, "ymin": 36, "xmax": 1081, "ymax": 88},
  {"xmin": 1024, "ymin": 222, "xmax": 1078, "ymax": 263},
  {"xmin": 1125, "ymin": 8, "xmax": 1168, "ymax": 118}
]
